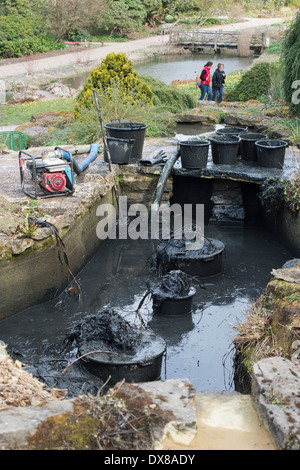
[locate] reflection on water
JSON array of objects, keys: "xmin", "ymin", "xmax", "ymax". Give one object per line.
[
  {"xmin": 134, "ymin": 53, "xmax": 251, "ymax": 85},
  {"xmin": 0, "ymin": 225, "xmax": 292, "ymax": 394},
  {"xmin": 61, "ymin": 53, "xmax": 251, "ymax": 90}
]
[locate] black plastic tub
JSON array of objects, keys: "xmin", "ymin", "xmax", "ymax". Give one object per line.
[
  {"xmin": 209, "ymin": 134, "xmax": 240, "ymax": 165},
  {"xmin": 255, "ymin": 139, "xmax": 288, "ymax": 169},
  {"xmin": 216, "ymin": 126, "xmax": 247, "ymax": 137},
  {"xmin": 156, "ymin": 238, "xmax": 225, "ymax": 278},
  {"xmin": 104, "ymin": 121, "xmax": 148, "ymax": 163},
  {"xmin": 80, "ymin": 330, "xmax": 166, "ymax": 387},
  {"xmin": 152, "ymin": 287, "xmax": 196, "ymax": 316},
  {"xmin": 104, "ymin": 136, "xmax": 135, "ymax": 165},
  {"xmin": 76, "ymin": 309, "xmax": 166, "ymax": 387},
  {"xmin": 240, "ymin": 132, "xmax": 267, "ymax": 162},
  {"xmin": 179, "ymin": 140, "xmax": 209, "ymax": 169}
]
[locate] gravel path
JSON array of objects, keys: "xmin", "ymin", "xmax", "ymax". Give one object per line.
[{"xmin": 0, "ymin": 17, "xmax": 284, "ymax": 80}]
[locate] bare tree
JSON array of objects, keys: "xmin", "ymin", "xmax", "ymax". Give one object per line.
[{"xmin": 45, "ymin": 0, "xmax": 108, "ymax": 41}]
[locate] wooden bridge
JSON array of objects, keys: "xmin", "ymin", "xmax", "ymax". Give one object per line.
[{"xmin": 168, "ymin": 29, "xmax": 266, "ymax": 55}]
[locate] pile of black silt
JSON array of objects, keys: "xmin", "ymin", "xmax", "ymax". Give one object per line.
[
  {"xmin": 68, "ymin": 307, "xmax": 143, "ymax": 357},
  {"xmin": 157, "ymin": 238, "xmax": 222, "ymax": 261},
  {"xmin": 150, "ymin": 270, "xmax": 193, "ymax": 309},
  {"xmin": 65, "ymin": 307, "xmax": 167, "ymax": 386}
]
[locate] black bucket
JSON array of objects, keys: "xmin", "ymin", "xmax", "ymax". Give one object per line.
[
  {"xmin": 77, "ymin": 311, "xmax": 166, "ymax": 387},
  {"xmin": 156, "ymin": 238, "xmax": 225, "ymax": 278},
  {"xmin": 104, "ymin": 136, "xmax": 135, "ymax": 165},
  {"xmin": 104, "ymin": 121, "xmax": 148, "ymax": 163},
  {"xmin": 179, "ymin": 140, "xmax": 209, "ymax": 169},
  {"xmin": 240, "ymin": 132, "xmax": 267, "ymax": 163},
  {"xmin": 152, "ymin": 287, "xmax": 196, "ymax": 316},
  {"xmin": 81, "ymin": 331, "xmax": 166, "ymax": 387},
  {"xmin": 209, "ymin": 134, "xmax": 240, "ymax": 165},
  {"xmin": 255, "ymin": 139, "xmax": 288, "ymax": 169},
  {"xmin": 216, "ymin": 126, "xmax": 248, "ymax": 137}
]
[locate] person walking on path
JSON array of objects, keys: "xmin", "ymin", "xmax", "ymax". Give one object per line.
[
  {"xmin": 212, "ymin": 63, "xmax": 226, "ymax": 104},
  {"xmin": 198, "ymin": 61, "xmax": 213, "ymax": 101}
]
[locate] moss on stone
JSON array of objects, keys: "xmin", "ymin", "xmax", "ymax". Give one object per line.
[
  {"xmin": 26, "ymin": 403, "xmax": 100, "ymax": 450},
  {"xmin": 265, "ymin": 278, "xmax": 300, "ymax": 306}
]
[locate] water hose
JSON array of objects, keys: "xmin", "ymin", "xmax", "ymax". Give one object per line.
[
  {"xmin": 57, "ymin": 144, "xmax": 100, "ymax": 175},
  {"xmin": 152, "ymin": 148, "xmax": 180, "ymax": 209}
]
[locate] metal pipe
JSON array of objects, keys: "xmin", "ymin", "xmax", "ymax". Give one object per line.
[{"xmin": 93, "ymin": 89, "xmax": 120, "ymax": 209}]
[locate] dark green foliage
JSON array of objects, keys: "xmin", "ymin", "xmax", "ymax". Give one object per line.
[
  {"xmin": 139, "ymin": 74, "xmax": 195, "ymax": 113},
  {"xmin": 284, "ymin": 169, "xmax": 300, "ymax": 215},
  {"xmin": 282, "ymin": 10, "xmax": 300, "ymax": 116},
  {"xmin": 258, "ymin": 177, "xmax": 286, "ymax": 211},
  {"xmin": 226, "ymin": 62, "xmax": 275, "ymax": 102},
  {"xmin": 259, "ymin": 172, "xmax": 300, "ymax": 216},
  {"xmin": 0, "ymin": 0, "xmax": 63, "ymax": 58}
]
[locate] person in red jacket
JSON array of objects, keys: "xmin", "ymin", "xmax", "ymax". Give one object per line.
[{"xmin": 198, "ymin": 61, "xmax": 213, "ymax": 101}]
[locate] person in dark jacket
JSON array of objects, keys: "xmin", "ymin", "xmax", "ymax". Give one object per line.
[
  {"xmin": 212, "ymin": 63, "xmax": 226, "ymax": 104},
  {"xmin": 198, "ymin": 61, "xmax": 213, "ymax": 101}
]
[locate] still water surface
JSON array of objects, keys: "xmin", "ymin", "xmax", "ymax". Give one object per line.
[
  {"xmin": 62, "ymin": 53, "xmax": 251, "ymax": 89},
  {"xmin": 0, "ymin": 225, "xmax": 292, "ymax": 394},
  {"xmin": 134, "ymin": 53, "xmax": 251, "ymax": 84}
]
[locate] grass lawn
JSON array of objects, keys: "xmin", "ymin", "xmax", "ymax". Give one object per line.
[{"xmin": 0, "ymin": 97, "xmax": 77, "ymax": 125}]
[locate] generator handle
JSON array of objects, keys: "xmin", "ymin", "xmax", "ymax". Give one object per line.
[{"xmin": 18, "ymin": 150, "xmax": 39, "ymax": 199}]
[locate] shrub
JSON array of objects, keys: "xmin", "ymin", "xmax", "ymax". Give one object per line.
[
  {"xmin": 258, "ymin": 177, "xmax": 286, "ymax": 211},
  {"xmin": 226, "ymin": 62, "xmax": 276, "ymax": 102},
  {"xmin": 74, "ymin": 81, "xmax": 175, "ymax": 140},
  {"xmin": 259, "ymin": 171, "xmax": 300, "ymax": 216},
  {"xmin": 0, "ymin": 0, "xmax": 62, "ymax": 58},
  {"xmin": 282, "ymin": 10, "xmax": 300, "ymax": 116},
  {"xmin": 140, "ymin": 75, "xmax": 195, "ymax": 113},
  {"xmin": 284, "ymin": 169, "xmax": 300, "ymax": 215},
  {"xmin": 74, "ymin": 53, "xmax": 153, "ymax": 118}
]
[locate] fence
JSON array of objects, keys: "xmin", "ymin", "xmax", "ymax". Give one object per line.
[
  {"xmin": 0, "ymin": 131, "xmax": 25, "ymax": 151},
  {"xmin": 169, "ymin": 29, "xmax": 265, "ymax": 55}
]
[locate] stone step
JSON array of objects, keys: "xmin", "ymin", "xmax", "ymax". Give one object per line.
[{"xmin": 162, "ymin": 390, "xmax": 276, "ymax": 450}]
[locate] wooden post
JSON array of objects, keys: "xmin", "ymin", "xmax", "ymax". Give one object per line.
[{"xmin": 214, "ymin": 31, "xmax": 218, "ymax": 52}]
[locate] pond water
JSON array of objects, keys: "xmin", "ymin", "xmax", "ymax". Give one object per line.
[
  {"xmin": 61, "ymin": 52, "xmax": 251, "ymax": 90},
  {"xmin": 134, "ymin": 53, "xmax": 252, "ymax": 85},
  {"xmin": 0, "ymin": 224, "xmax": 292, "ymax": 396}
]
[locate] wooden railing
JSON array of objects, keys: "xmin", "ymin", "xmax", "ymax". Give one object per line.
[{"xmin": 169, "ymin": 29, "xmax": 265, "ymax": 52}]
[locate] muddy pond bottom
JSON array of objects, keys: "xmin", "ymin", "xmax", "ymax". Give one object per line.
[{"xmin": 0, "ymin": 225, "xmax": 293, "ymax": 396}]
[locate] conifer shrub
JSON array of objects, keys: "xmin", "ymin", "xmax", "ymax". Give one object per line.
[
  {"xmin": 74, "ymin": 53, "xmax": 153, "ymax": 119},
  {"xmin": 226, "ymin": 62, "xmax": 276, "ymax": 102},
  {"xmin": 140, "ymin": 75, "xmax": 195, "ymax": 113}
]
